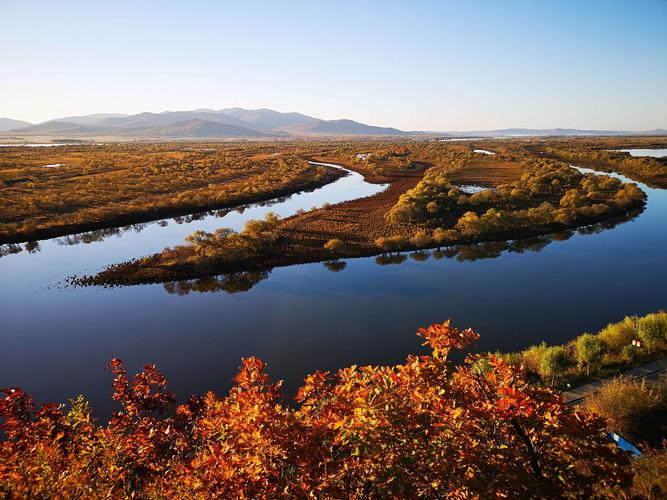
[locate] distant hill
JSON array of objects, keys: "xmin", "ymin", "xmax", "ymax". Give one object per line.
[
  {"xmin": 1, "ymin": 109, "xmax": 664, "ymax": 139},
  {"xmin": 283, "ymin": 119, "xmax": 409, "ymax": 136},
  {"xmin": 447, "ymin": 128, "xmax": 667, "ymax": 137},
  {"xmin": 221, "ymin": 107, "xmax": 319, "ymax": 131},
  {"xmin": 93, "ymin": 111, "xmax": 251, "ymax": 129},
  {"xmin": 15, "ymin": 121, "xmax": 86, "ymax": 134},
  {"xmin": 0, "ymin": 117, "xmax": 32, "ymax": 131},
  {"xmin": 115, "ymin": 119, "xmax": 273, "ymax": 138},
  {"xmin": 11, "ymin": 121, "xmax": 118, "ymax": 135},
  {"xmin": 55, "ymin": 113, "xmax": 128, "ymax": 125}
]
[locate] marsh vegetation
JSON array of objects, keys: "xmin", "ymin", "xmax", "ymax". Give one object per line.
[
  {"xmin": 0, "ymin": 142, "xmax": 343, "ymax": 243},
  {"xmin": 71, "ymin": 139, "xmax": 654, "ymax": 286}
]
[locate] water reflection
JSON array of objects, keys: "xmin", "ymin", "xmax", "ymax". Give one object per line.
[
  {"xmin": 323, "ymin": 260, "xmax": 347, "ymax": 272},
  {"xmin": 157, "ymin": 208, "xmax": 642, "ymax": 296},
  {"xmin": 409, "ymin": 251, "xmax": 430, "ymax": 262},
  {"xmin": 432, "ymin": 211, "xmax": 639, "ymax": 262},
  {"xmin": 0, "ymin": 243, "xmax": 23, "ymax": 257},
  {"xmin": 3, "ymin": 190, "xmax": 330, "ymax": 255},
  {"xmin": 24, "ymin": 241, "xmax": 40, "ymax": 254},
  {"xmin": 375, "ymin": 254, "xmax": 408, "ymax": 266},
  {"xmin": 163, "ymin": 271, "xmax": 270, "ymax": 295}
]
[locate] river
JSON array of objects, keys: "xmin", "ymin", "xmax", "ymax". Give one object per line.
[{"xmin": 1, "ymin": 160, "xmax": 666, "ymax": 418}]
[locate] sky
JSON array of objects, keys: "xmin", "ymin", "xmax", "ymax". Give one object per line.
[{"xmin": 1, "ymin": 0, "xmax": 666, "ymax": 131}]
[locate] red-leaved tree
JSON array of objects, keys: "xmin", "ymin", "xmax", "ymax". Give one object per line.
[{"xmin": 1, "ymin": 321, "xmax": 631, "ymax": 497}]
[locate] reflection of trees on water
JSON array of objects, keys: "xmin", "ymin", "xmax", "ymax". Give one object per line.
[
  {"xmin": 19, "ymin": 197, "xmax": 299, "ymax": 250},
  {"xmin": 409, "ymin": 251, "xmax": 430, "ymax": 262},
  {"xmin": 156, "ymin": 207, "xmax": 642, "ymax": 296},
  {"xmin": 163, "ymin": 271, "xmax": 270, "ymax": 295},
  {"xmin": 384, "ymin": 209, "xmax": 641, "ymax": 264},
  {"xmin": 0, "ymin": 240, "xmax": 41, "ymax": 257},
  {"xmin": 1, "ymin": 181, "xmax": 336, "ymax": 257},
  {"xmin": 57, "ymin": 227, "xmax": 124, "ymax": 245},
  {"xmin": 375, "ymin": 254, "xmax": 408, "ymax": 266},
  {"xmin": 51, "ymin": 211, "xmax": 228, "ymax": 247},
  {"xmin": 323, "ymin": 260, "xmax": 347, "ymax": 272},
  {"xmin": 0, "ymin": 243, "xmax": 23, "ymax": 257},
  {"xmin": 24, "ymin": 241, "xmax": 40, "ymax": 253}
]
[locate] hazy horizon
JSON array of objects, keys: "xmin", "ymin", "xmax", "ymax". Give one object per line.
[{"xmin": 1, "ymin": 0, "xmax": 666, "ymax": 130}]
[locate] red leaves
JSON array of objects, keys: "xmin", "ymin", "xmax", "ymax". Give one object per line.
[
  {"xmin": 417, "ymin": 320, "xmax": 479, "ymax": 357},
  {"xmin": 234, "ymin": 356, "xmax": 269, "ymax": 389},
  {"xmin": 0, "ymin": 321, "xmax": 632, "ymax": 497},
  {"xmin": 108, "ymin": 359, "xmax": 175, "ymax": 417},
  {"xmin": 0, "ymin": 387, "xmax": 35, "ymax": 440}
]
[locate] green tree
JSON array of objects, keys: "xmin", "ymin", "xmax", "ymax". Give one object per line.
[
  {"xmin": 621, "ymin": 344, "xmax": 639, "ymax": 364},
  {"xmin": 540, "ymin": 346, "xmax": 573, "ymax": 386},
  {"xmin": 598, "ymin": 316, "xmax": 637, "ymax": 353},
  {"xmin": 575, "ymin": 333, "xmax": 607, "ymax": 376},
  {"xmin": 637, "ymin": 313, "xmax": 667, "ymax": 354}
]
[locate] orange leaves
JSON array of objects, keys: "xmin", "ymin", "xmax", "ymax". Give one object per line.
[
  {"xmin": 0, "ymin": 321, "xmax": 633, "ymax": 497},
  {"xmin": 108, "ymin": 359, "xmax": 175, "ymax": 418},
  {"xmin": 417, "ymin": 320, "xmax": 479, "ymax": 357}
]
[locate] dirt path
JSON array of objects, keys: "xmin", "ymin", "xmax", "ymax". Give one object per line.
[
  {"xmin": 279, "ymin": 157, "xmax": 428, "ymax": 245},
  {"xmin": 564, "ymin": 357, "xmax": 667, "ymax": 406}
]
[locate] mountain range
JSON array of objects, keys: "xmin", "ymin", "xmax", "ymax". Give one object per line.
[
  {"xmin": 0, "ymin": 108, "xmax": 407, "ymax": 138},
  {"xmin": 0, "ymin": 108, "xmax": 665, "ymax": 139}
]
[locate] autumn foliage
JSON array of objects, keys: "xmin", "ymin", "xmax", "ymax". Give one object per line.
[{"xmin": 1, "ymin": 321, "xmax": 632, "ymax": 497}]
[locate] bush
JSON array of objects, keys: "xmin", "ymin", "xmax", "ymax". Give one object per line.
[
  {"xmin": 324, "ymin": 238, "xmax": 346, "ymax": 253},
  {"xmin": 522, "ymin": 342, "xmax": 550, "ymax": 374},
  {"xmin": 630, "ymin": 446, "xmax": 667, "ymax": 498},
  {"xmin": 409, "ymin": 230, "xmax": 433, "ymax": 249},
  {"xmin": 0, "ymin": 321, "xmax": 632, "ymax": 497},
  {"xmin": 622, "ymin": 344, "xmax": 639, "ymax": 364},
  {"xmin": 432, "ymin": 228, "xmax": 459, "ymax": 247},
  {"xmin": 584, "ymin": 377, "xmax": 663, "ymax": 434},
  {"xmin": 375, "ymin": 235, "xmax": 408, "ymax": 254}
]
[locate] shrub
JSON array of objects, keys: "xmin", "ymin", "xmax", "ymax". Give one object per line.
[
  {"xmin": 409, "ymin": 230, "xmax": 433, "ymax": 249},
  {"xmin": 584, "ymin": 377, "xmax": 663, "ymax": 434},
  {"xmin": 622, "ymin": 344, "xmax": 639, "ymax": 364},
  {"xmin": 522, "ymin": 342, "xmax": 550, "ymax": 374},
  {"xmin": 375, "ymin": 235, "xmax": 408, "ymax": 254},
  {"xmin": 432, "ymin": 228, "xmax": 459, "ymax": 247},
  {"xmin": 0, "ymin": 321, "xmax": 631, "ymax": 497},
  {"xmin": 630, "ymin": 446, "xmax": 667, "ymax": 498},
  {"xmin": 324, "ymin": 238, "xmax": 346, "ymax": 253}
]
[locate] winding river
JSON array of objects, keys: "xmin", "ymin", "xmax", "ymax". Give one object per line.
[{"xmin": 1, "ymin": 159, "xmax": 666, "ymax": 418}]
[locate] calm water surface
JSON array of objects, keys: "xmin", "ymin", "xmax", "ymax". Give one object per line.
[
  {"xmin": 613, "ymin": 148, "xmax": 667, "ymax": 158},
  {"xmin": 1, "ymin": 162, "xmax": 666, "ymax": 418}
]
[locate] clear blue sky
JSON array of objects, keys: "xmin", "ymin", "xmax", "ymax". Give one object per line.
[{"xmin": 1, "ymin": 0, "xmax": 665, "ymax": 130}]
